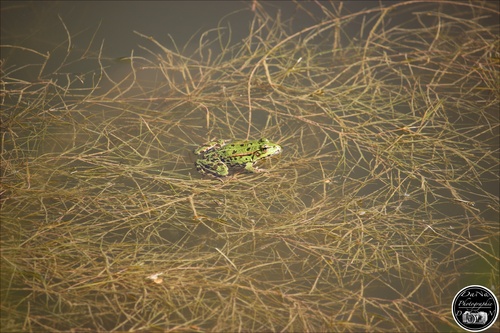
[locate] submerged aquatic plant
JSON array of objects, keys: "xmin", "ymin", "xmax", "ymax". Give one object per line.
[{"xmin": 1, "ymin": 1, "xmax": 498, "ymax": 331}]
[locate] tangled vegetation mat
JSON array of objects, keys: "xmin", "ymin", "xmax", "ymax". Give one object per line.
[{"xmin": 1, "ymin": 1, "xmax": 499, "ymax": 331}]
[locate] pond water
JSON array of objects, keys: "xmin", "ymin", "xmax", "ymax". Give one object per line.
[{"xmin": 1, "ymin": 1, "xmax": 498, "ymax": 332}]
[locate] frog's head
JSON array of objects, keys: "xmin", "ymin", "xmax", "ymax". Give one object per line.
[{"xmin": 258, "ymin": 138, "xmax": 282, "ymax": 158}]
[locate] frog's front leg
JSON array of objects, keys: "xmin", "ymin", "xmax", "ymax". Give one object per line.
[{"xmin": 244, "ymin": 162, "xmax": 263, "ymax": 173}]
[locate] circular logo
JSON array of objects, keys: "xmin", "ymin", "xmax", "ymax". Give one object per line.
[{"xmin": 452, "ymin": 285, "xmax": 498, "ymax": 332}]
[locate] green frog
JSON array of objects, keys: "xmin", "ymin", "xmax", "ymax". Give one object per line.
[{"xmin": 194, "ymin": 138, "xmax": 282, "ymax": 177}]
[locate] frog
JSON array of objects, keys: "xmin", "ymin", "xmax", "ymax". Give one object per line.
[{"xmin": 194, "ymin": 138, "xmax": 282, "ymax": 177}]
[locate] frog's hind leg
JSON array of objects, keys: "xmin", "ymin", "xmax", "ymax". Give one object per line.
[{"xmin": 214, "ymin": 161, "xmax": 230, "ymax": 177}]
